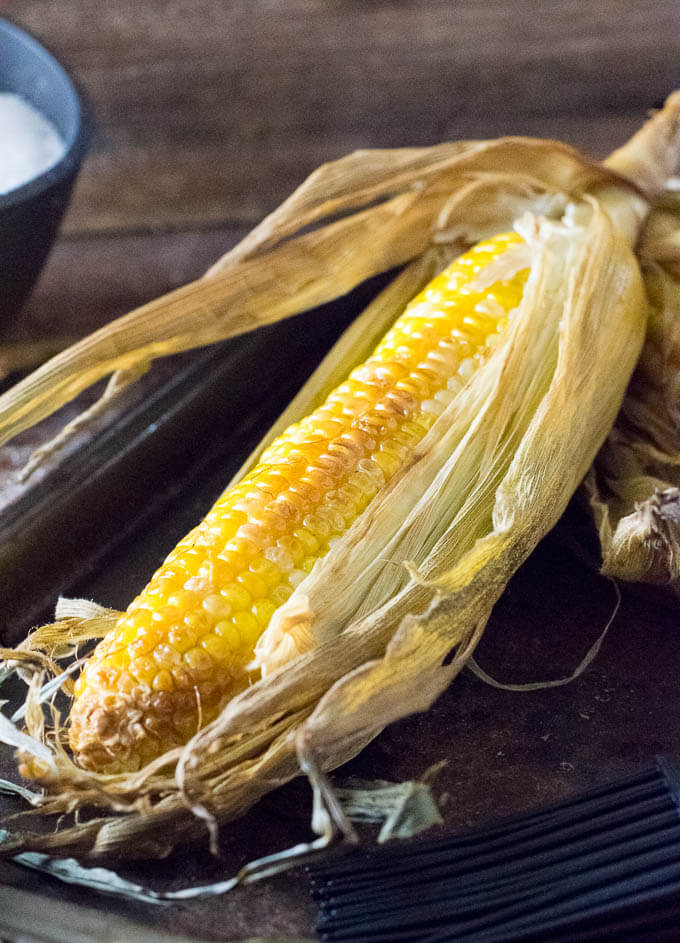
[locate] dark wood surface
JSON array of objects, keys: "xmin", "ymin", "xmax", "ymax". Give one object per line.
[
  {"xmin": 3, "ymin": 0, "xmax": 680, "ymax": 242},
  {"xmin": 3, "ymin": 0, "xmax": 679, "ymax": 340},
  {"xmin": 1, "ymin": 0, "xmax": 677, "ymax": 341},
  {"xmin": 1, "ymin": 3, "xmax": 680, "ymax": 941}
]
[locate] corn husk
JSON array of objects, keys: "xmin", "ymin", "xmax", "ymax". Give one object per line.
[
  {"xmin": 1, "ymin": 95, "xmax": 680, "ymax": 865},
  {"xmin": 587, "ymin": 187, "xmax": 680, "ymax": 587}
]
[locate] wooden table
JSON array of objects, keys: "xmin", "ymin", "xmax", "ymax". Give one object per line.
[
  {"xmin": 4, "ymin": 0, "xmax": 680, "ymax": 342},
  {"xmin": 1, "ymin": 2, "xmax": 680, "ymax": 941}
]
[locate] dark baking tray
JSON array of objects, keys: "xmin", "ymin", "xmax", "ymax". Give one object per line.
[
  {"xmin": 0, "ymin": 273, "xmax": 392, "ymax": 641},
  {"xmin": 1, "ymin": 275, "xmax": 679, "ymax": 942}
]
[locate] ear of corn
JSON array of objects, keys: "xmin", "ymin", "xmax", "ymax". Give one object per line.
[
  {"xmin": 69, "ymin": 232, "xmax": 528, "ymax": 772},
  {"xmin": 2, "ymin": 96, "xmax": 679, "ymax": 864}
]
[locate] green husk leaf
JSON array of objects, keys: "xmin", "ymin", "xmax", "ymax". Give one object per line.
[
  {"xmin": 0, "ymin": 778, "xmax": 42, "ymax": 803},
  {"xmin": 333, "ymin": 779, "xmax": 443, "ymax": 841}
]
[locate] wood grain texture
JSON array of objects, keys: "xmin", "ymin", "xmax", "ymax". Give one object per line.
[
  {"xmin": 12, "ymin": 226, "xmax": 245, "ymax": 339},
  {"xmin": 0, "ymin": 7, "xmax": 679, "ymax": 939},
  {"xmin": 4, "ymin": 0, "xmax": 679, "ymax": 234}
]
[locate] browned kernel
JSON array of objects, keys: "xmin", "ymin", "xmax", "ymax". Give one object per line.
[{"xmin": 69, "ymin": 232, "xmax": 528, "ymax": 771}]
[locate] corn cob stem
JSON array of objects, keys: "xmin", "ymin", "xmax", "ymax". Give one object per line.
[{"xmin": 68, "ymin": 232, "xmax": 528, "ymax": 772}]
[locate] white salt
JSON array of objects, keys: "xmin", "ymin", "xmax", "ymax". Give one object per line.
[{"xmin": 0, "ymin": 93, "xmax": 66, "ymax": 195}]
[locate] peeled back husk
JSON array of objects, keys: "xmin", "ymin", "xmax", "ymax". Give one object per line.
[
  {"xmin": 587, "ymin": 188, "xmax": 680, "ymax": 588},
  {"xmin": 1, "ymin": 96, "xmax": 680, "ymax": 862}
]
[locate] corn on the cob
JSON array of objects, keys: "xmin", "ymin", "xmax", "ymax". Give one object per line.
[{"xmin": 69, "ymin": 232, "xmax": 528, "ymax": 772}]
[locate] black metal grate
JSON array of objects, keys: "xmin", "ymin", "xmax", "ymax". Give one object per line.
[{"xmin": 308, "ymin": 757, "xmax": 680, "ymax": 942}]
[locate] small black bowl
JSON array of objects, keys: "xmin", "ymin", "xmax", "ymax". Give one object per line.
[{"xmin": 0, "ymin": 18, "xmax": 89, "ymax": 325}]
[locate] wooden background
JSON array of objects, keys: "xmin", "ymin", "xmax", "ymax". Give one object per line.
[
  {"xmin": 1, "ymin": 4, "xmax": 680, "ymax": 941},
  {"xmin": 3, "ymin": 0, "xmax": 680, "ymax": 337}
]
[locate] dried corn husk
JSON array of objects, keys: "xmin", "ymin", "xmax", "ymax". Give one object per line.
[
  {"xmin": 1, "ymin": 95, "xmax": 680, "ymax": 864},
  {"xmin": 587, "ymin": 187, "xmax": 680, "ymax": 587}
]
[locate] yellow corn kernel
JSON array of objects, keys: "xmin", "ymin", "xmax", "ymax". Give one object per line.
[
  {"xmin": 237, "ymin": 570, "xmax": 268, "ymax": 599},
  {"xmin": 231, "ymin": 610, "xmax": 260, "ymax": 642},
  {"xmin": 68, "ymin": 231, "xmax": 528, "ymax": 772},
  {"xmin": 151, "ymin": 669, "xmax": 175, "ymax": 692},
  {"xmin": 252, "ymin": 598, "xmax": 278, "ymax": 627},
  {"xmin": 248, "ymin": 557, "xmax": 282, "ymax": 587},
  {"xmin": 214, "ymin": 620, "xmax": 242, "ymax": 649},
  {"xmin": 219, "ymin": 582, "xmax": 251, "ymax": 611}
]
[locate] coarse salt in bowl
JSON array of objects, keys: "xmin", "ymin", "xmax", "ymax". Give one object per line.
[
  {"xmin": 0, "ymin": 92, "xmax": 67, "ymax": 195},
  {"xmin": 0, "ymin": 18, "xmax": 89, "ymax": 325}
]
